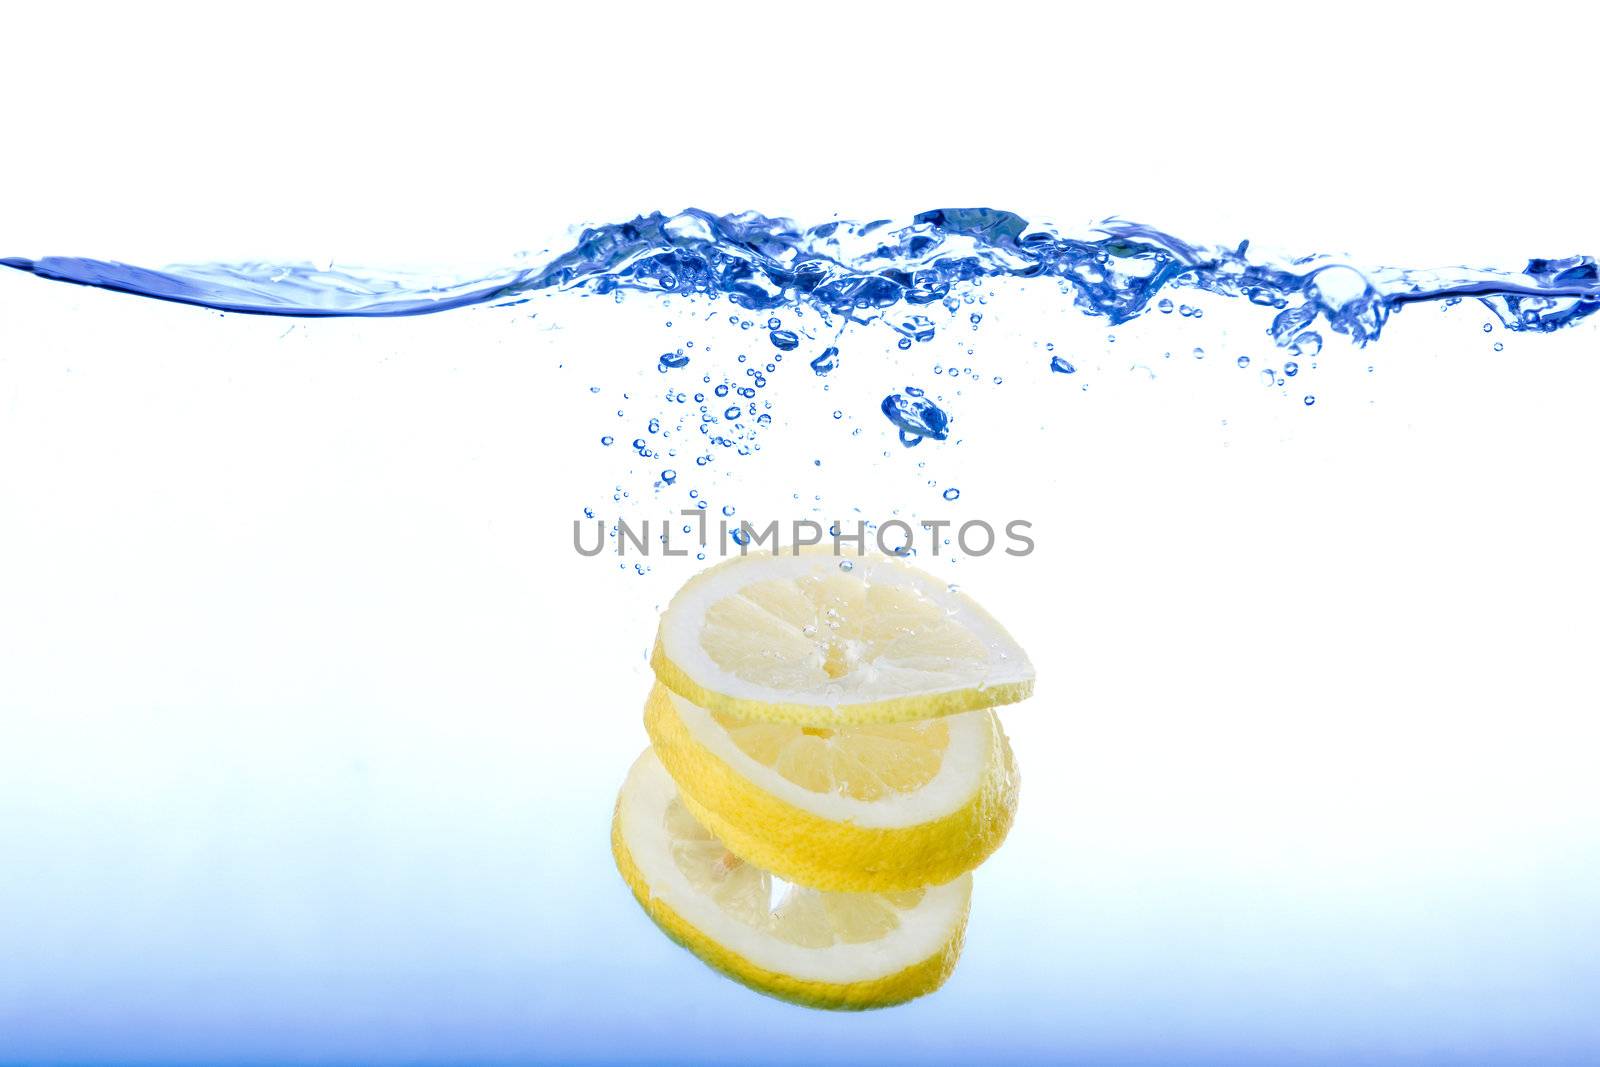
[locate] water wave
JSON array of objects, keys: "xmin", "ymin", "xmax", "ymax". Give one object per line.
[{"xmin": 5, "ymin": 209, "xmax": 1597, "ymax": 351}]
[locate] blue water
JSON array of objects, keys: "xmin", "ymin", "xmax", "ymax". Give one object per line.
[
  {"xmin": 8, "ymin": 208, "xmax": 1597, "ymax": 531},
  {"xmin": 4, "ymin": 208, "xmax": 1600, "ymax": 1066},
  {"xmin": 7, "ymin": 208, "xmax": 1598, "ymax": 337}
]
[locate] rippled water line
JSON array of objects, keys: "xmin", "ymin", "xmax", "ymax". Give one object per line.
[{"xmin": 5, "ymin": 208, "xmax": 1597, "ymax": 352}]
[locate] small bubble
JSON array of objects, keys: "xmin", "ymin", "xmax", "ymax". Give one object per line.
[
  {"xmin": 724, "ymin": 405, "xmax": 740, "ymax": 420},
  {"xmin": 1284, "ymin": 361, "xmax": 1299, "ymax": 377},
  {"xmin": 1158, "ymin": 299, "xmax": 1174, "ymax": 313},
  {"xmin": 659, "ymin": 352, "xmax": 690, "ymax": 369},
  {"xmin": 1304, "ymin": 395, "xmax": 1316, "ymax": 406},
  {"xmin": 1483, "ymin": 323, "xmax": 1494, "ymax": 333},
  {"xmin": 1290, "ymin": 332, "xmax": 1324, "ymax": 359},
  {"xmin": 660, "ymin": 469, "xmax": 677, "ymax": 484},
  {"xmin": 1193, "ymin": 347, "xmax": 1205, "ymax": 359},
  {"xmin": 839, "ymin": 559, "xmax": 854, "ymax": 572},
  {"xmin": 1050, "ymin": 355, "xmax": 1076, "ymax": 374},
  {"xmin": 1493, "ymin": 342, "xmax": 1504, "ymax": 352},
  {"xmin": 943, "ymin": 487, "xmax": 960, "ymax": 501},
  {"xmin": 769, "ymin": 329, "xmax": 800, "ymax": 351},
  {"xmin": 897, "ymin": 337, "xmax": 913, "ymax": 350},
  {"xmin": 1237, "ymin": 355, "xmax": 1250, "ymax": 368}
]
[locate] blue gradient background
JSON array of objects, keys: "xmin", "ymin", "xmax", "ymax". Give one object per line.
[{"xmin": 2, "ymin": 276, "xmax": 1599, "ymax": 1067}]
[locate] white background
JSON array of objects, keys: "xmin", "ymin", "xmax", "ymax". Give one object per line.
[
  {"xmin": 2, "ymin": 3, "xmax": 1599, "ymax": 1064},
  {"xmin": 4, "ymin": 1, "xmax": 1598, "ymax": 263}
]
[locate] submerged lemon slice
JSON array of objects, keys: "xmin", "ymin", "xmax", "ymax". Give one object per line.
[
  {"xmin": 645, "ymin": 683, "xmax": 1018, "ymax": 892},
  {"xmin": 612, "ymin": 749, "xmax": 972, "ymax": 1010},
  {"xmin": 650, "ymin": 552, "xmax": 1034, "ymax": 726}
]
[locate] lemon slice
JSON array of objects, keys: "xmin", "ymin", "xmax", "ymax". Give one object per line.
[
  {"xmin": 612, "ymin": 749, "xmax": 972, "ymax": 1010},
  {"xmin": 645, "ymin": 683, "xmax": 1017, "ymax": 892},
  {"xmin": 650, "ymin": 552, "xmax": 1034, "ymax": 726}
]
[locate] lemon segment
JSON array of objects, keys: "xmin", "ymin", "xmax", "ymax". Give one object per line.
[
  {"xmin": 612, "ymin": 749, "xmax": 972, "ymax": 1010},
  {"xmin": 645, "ymin": 683, "xmax": 1019, "ymax": 893},
  {"xmin": 651, "ymin": 552, "xmax": 1034, "ymax": 726}
]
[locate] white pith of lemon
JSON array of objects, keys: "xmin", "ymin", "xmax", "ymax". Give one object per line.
[
  {"xmin": 650, "ymin": 551, "xmax": 1034, "ymax": 726},
  {"xmin": 611, "ymin": 749, "xmax": 972, "ymax": 1010}
]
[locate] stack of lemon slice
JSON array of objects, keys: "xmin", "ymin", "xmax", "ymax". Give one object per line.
[{"xmin": 612, "ymin": 550, "xmax": 1034, "ymax": 1010}]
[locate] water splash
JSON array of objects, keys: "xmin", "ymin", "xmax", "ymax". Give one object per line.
[
  {"xmin": 881, "ymin": 388, "xmax": 951, "ymax": 446},
  {"xmin": 5, "ymin": 208, "xmax": 1596, "ymax": 349},
  {"xmin": 7, "ymin": 208, "xmax": 1598, "ymax": 561}
]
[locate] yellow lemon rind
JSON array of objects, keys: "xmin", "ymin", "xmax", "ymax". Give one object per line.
[
  {"xmin": 644, "ymin": 684, "xmax": 1020, "ymax": 894},
  {"xmin": 610, "ymin": 796, "xmax": 968, "ymax": 1011},
  {"xmin": 651, "ymin": 639, "xmax": 1035, "ymax": 728}
]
